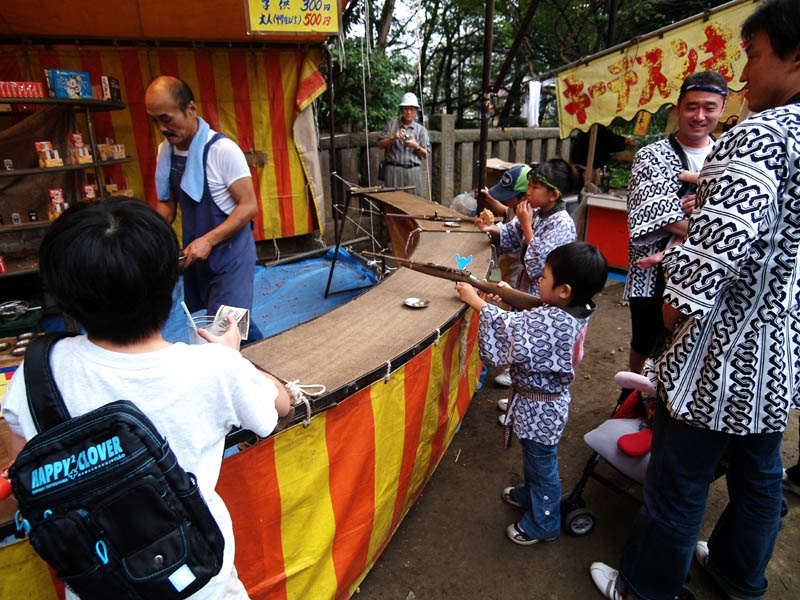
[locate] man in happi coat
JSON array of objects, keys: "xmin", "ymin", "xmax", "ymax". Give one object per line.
[
  {"xmin": 623, "ymin": 71, "xmax": 727, "ymax": 374},
  {"xmin": 591, "ymin": 1, "xmax": 800, "ymax": 598}
]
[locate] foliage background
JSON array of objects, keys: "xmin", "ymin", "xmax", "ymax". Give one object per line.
[{"xmin": 318, "ymin": 0, "xmax": 732, "ymax": 133}]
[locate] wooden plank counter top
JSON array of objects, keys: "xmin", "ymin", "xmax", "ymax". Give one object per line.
[{"xmin": 243, "ymin": 190, "xmax": 492, "ymax": 406}]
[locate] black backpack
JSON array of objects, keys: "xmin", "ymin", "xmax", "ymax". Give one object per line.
[{"xmin": 9, "ymin": 334, "xmax": 225, "ymax": 599}]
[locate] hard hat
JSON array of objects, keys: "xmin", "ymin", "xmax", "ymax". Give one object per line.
[{"xmin": 399, "ymin": 92, "xmax": 420, "ymax": 108}]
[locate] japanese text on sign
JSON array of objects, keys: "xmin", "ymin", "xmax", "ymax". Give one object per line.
[
  {"xmin": 247, "ymin": 0, "xmax": 340, "ymax": 35},
  {"xmin": 555, "ymin": 0, "xmax": 754, "ymax": 138}
]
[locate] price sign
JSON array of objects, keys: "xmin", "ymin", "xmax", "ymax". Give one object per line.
[{"xmin": 246, "ymin": 0, "xmax": 341, "ymax": 35}]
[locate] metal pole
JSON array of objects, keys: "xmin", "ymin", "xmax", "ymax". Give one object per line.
[
  {"xmin": 327, "ymin": 45, "xmax": 339, "ymax": 236},
  {"xmin": 476, "ymin": 0, "xmax": 495, "ymax": 214}
]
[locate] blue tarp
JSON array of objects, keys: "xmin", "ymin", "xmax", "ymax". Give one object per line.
[{"xmin": 162, "ymin": 247, "xmax": 378, "ymax": 343}]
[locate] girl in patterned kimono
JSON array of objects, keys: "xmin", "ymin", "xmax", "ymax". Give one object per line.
[
  {"xmin": 475, "ymin": 158, "xmax": 579, "ymax": 296},
  {"xmin": 455, "ymin": 242, "xmax": 608, "ymax": 545}
]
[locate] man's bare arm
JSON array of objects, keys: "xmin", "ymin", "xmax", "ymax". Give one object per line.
[
  {"xmin": 156, "ymin": 198, "xmax": 177, "ymax": 223},
  {"xmin": 181, "ymin": 177, "xmax": 258, "ymax": 268}
]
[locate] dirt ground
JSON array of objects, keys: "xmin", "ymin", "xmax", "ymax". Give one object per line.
[{"xmin": 356, "ymin": 281, "xmax": 800, "ymax": 600}]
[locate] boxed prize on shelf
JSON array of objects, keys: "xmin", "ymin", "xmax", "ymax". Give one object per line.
[
  {"xmin": 0, "ymin": 81, "xmax": 46, "ymax": 98},
  {"xmin": 48, "ymin": 188, "xmax": 69, "ymax": 220},
  {"xmin": 97, "ymin": 141, "xmax": 125, "ymax": 161},
  {"xmin": 34, "ymin": 141, "xmax": 63, "ymax": 168},
  {"xmin": 68, "ymin": 133, "xmax": 93, "ymax": 164},
  {"xmin": 100, "ymin": 75, "xmax": 122, "ymax": 102},
  {"xmin": 44, "ymin": 69, "xmax": 92, "ymax": 99}
]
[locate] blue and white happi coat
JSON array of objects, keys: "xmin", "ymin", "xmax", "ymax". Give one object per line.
[
  {"xmin": 656, "ymin": 101, "xmax": 800, "ymax": 435},
  {"xmin": 497, "ymin": 208, "xmax": 575, "ymax": 296},
  {"xmin": 479, "ymin": 303, "xmax": 589, "ymax": 445},
  {"xmin": 623, "ymin": 138, "xmax": 691, "ymax": 300}
]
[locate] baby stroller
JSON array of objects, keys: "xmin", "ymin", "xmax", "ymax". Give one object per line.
[{"xmin": 559, "ymin": 373, "xmax": 790, "ymax": 539}]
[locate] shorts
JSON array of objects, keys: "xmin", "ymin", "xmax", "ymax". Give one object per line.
[{"xmin": 628, "ymin": 266, "xmax": 666, "ymax": 357}]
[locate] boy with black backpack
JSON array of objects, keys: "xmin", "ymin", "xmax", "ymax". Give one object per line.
[{"xmin": 2, "ymin": 197, "xmax": 290, "ymax": 599}]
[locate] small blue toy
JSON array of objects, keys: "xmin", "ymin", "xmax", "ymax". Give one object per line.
[{"xmin": 456, "ymin": 253, "xmax": 473, "ymax": 270}]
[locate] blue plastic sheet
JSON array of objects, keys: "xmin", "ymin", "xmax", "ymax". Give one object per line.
[{"xmin": 162, "ymin": 248, "xmax": 377, "ymax": 343}]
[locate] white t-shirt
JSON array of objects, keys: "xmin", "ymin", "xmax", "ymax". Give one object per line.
[
  {"xmin": 2, "ymin": 336, "xmax": 279, "ymax": 600},
  {"xmin": 158, "ymin": 129, "xmax": 252, "ymax": 214},
  {"xmin": 678, "ymin": 138, "xmax": 715, "ymax": 174}
]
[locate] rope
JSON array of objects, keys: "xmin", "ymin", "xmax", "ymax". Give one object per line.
[
  {"xmin": 384, "ymin": 360, "xmax": 392, "ymax": 383},
  {"xmin": 360, "ymin": 35, "xmax": 372, "ymax": 187},
  {"xmin": 434, "ymin": 327, "xmax": 441, "ymax": 346},
  {"xmin": 285, "ymin": 380, "xmax": 327, "ymax": 428}
]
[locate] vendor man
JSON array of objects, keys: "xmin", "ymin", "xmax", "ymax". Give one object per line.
[
  {"xmin": 145, "ymin": 76, "xmax": 260, "ymax": 336},
  {"xmin": 378, "ymin": 92, "xmax": 431, "ymax": 196},
  {"xmin": 623, "ymin": 70, "xmax": 727, "ymax": 374}
]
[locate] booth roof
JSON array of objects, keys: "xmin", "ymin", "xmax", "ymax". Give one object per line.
[{"xmin": 0, "ymin": 0, "xmax": 352, "ymax": 44}]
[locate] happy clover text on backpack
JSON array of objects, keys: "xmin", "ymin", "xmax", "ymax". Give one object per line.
[{"xmin": 9, "ymin": 334, "xmax": 225, "ymax": 599}]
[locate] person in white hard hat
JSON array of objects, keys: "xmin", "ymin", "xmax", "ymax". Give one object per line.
[{"xmin": 377, "ymin": 92, "xmax": 431, "ymax": 196}]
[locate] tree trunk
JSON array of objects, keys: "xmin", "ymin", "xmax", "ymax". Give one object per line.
[{"xmin": 375, "ymin": 0, "xmax": 396, "ymax": 53}]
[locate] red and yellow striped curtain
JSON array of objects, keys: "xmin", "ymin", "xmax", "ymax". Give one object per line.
[
  {"xmin": 219, "ymin": 309, "xmax": 482, "ymax": 599},
  {"xmin": 0, "ymin": 45, "xmax": 326, "ymax": 240},
  {"xmin": 0, "ymin": 310, "xmax": 482, "ymax": 600}
]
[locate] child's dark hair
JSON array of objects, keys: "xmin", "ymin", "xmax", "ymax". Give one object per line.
[
  {"xmin": 531, "ymin": 157, "xmax": 581, "ymax": 198},
  {"xmin": 546, "ymin": 242, "xmax": 608, "ymax": 306},
  {"xmin": 39, "ymin": 197, "xmax": 180, "ymax": 344}
]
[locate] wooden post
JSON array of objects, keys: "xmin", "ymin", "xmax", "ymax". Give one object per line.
[
  {"xmin": 576, "ymin": 123, "xmax": 599, "ymax": 240},
  {"xmin": 431, "ymin": 113, "xmax": 455, "ymax": 204}
]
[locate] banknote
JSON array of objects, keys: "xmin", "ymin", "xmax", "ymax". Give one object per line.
[{"xmin": 214, "ymin": 305, "xmax": 250, "ymax": 340}]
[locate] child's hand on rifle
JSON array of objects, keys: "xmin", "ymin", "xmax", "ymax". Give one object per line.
[
  {"xmin": 455, "ymin": 282, "xmax": 487, "ymax": 311},
  {"xmin": 484, "ymin": 280, "xmax": 508, "ymax": 304}
]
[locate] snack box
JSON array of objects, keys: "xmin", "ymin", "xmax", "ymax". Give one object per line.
[
  {"xmin": 44, "ymin": 69, "xmax": 92, "ymax": 99},
  {"xmin": 100, "ymin": 75, "xmax": 122, "ymax": 102},
  {"xmin": 35, "ymin": 141, "xmax": 63, "ymax": 168}
]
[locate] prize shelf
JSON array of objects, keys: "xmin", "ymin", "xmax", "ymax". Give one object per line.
[{"xmin": 0, "ymin": 97, "xmax": 135, "ymax": 279}]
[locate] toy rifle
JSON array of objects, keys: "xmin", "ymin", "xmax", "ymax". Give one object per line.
[
  {"xmin": 383, "ymin": 212, "xmax": 468, "ymax": 222},
  {"xmin": 363, "ymin": 251, "xmax": 542, "ymax": 310}
]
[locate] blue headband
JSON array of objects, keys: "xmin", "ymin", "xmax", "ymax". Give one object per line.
[{"xmin": 680, "ymin": 83, "xmax": 728, "ymax": 97}]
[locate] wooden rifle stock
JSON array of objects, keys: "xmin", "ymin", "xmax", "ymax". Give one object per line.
[{"xmin": 363, "ymin": 252, "xmax": 542, "ymax": 311}]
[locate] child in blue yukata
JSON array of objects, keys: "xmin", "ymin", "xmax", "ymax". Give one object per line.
[{"xmin": 455, "ymin": 242, "xmax": 608, "ymax": 545}]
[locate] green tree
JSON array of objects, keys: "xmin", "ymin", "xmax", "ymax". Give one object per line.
[{"xmin": 318, "ymin": 37, "xmax": 412, "ymax": 133}]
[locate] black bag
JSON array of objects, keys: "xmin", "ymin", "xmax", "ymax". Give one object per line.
[
  {"xmin": 378, "ymin": 159, "xmax": 387, "ymax": 181},
  {"xmin": 9, "ymin": 334, "xmax": 224, "ymax": 599}
]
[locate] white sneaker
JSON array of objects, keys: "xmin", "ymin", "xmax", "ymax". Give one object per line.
[
  {"xmin": 694, "ymin": 540, "xmax": 709, "ymax": 569},
  {"xmin": 694, "ymin": 540, "xmax": 749, "ymax": 600},
  {"xmin": 498, "ymin": 414, "xmax": 507, "ymax": 426},
  {"xmin": 590, "ymin": 562, "xmax": 624, "ymax": 599},
  {"xmin": 494, "ymin": 368, "xmax": 511, "ymax": 387},
  {"xmin": 784, "ymin": 468, "xmax": 800, "ymax": 497},
  {"xmin": 497, "ymin": 398, "xmax": 508, "ymax": 411},
  {"xmin": 502, "ymin": 486, "xmax": 523, "ymax": 508}
]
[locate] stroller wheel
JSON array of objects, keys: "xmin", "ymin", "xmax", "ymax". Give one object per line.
[
  {"xmin": 781, "ymin": 495, "xmax": 789, "ymax": 518},
  {"xmin": 564, "ymin": 507, "xmax": 596, "ymax": 537},
  {"xmin": 559, "ymin": 493, "xmax": 586, "ymax": 517}
]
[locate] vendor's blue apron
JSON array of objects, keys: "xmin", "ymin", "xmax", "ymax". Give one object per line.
[{"xmin": 170, "ymin": 133, "xmax": 257, "ymax": 319}]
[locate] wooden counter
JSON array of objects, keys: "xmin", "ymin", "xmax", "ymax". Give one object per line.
[{"xmin": 243, "ymin": 190, "xmax": 493, "ymax": 411}]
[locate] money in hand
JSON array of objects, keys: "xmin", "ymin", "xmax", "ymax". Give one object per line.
[{"xmin": 214, "ymin": 305, "xmax": 251, "ymax": 340}]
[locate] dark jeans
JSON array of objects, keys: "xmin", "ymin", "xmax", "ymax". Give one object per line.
[
  {"xmin": 509, "ymin": 439, "xmax": 561, "ymax": 540},
  {"xmin": 618, "ymin": 400, "xmax": 783, "ymax": 600}
]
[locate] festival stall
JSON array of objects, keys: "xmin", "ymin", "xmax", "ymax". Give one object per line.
[
  {"xmin": 0, "ymin": 3, "xmax": 494, "ymax": 599},
  {"xmin": 553, "ymin": 0, "xmax": 757, "ymax": 269},
  {"xmin": 0, "ymin": 0, "xmax": 336, "ymax": 243}
]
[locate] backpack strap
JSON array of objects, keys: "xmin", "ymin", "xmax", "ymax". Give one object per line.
[{"xmin": 24, "ymin": 333, "xmax": 76, "ymax": 434}]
